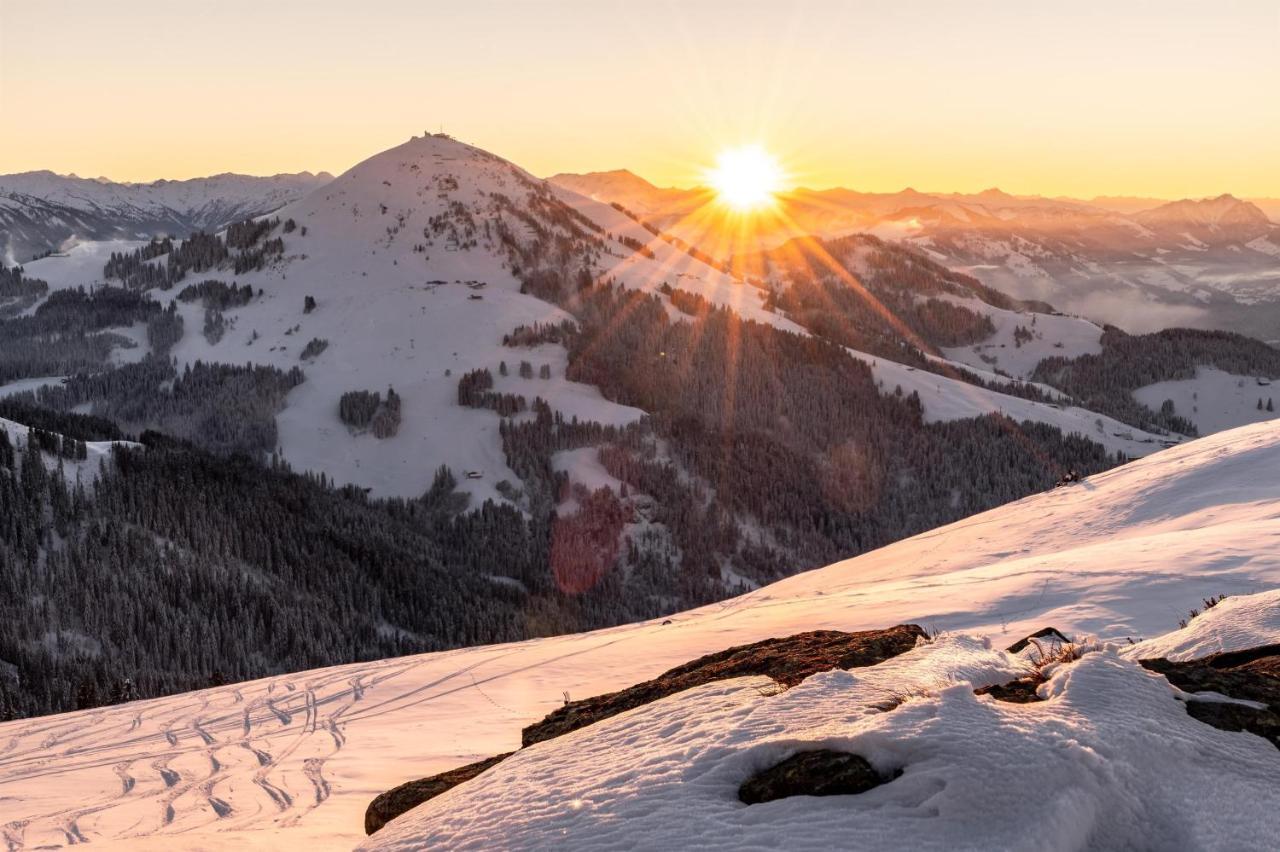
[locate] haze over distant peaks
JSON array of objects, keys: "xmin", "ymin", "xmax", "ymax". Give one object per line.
[{"xmin": 1135, "ymin": 194, "xmax": 1271, "ymax": 230}]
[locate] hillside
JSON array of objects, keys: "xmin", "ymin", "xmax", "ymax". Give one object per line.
[
  {"xmin": 0, "ymin": 419, "xmax": 1277, "ymax": 849},
  {"xmin": 727, "ymin": 230, "xmax": 1275, "ymax": 441},
  {"xmin": 1033, "ymin": 327, "xmax": 1280, "ymax": 436},
  {"xmin": 0, "ymin": 171, "xmax": 332, "ymax": 264},
  {"xmin": 0, "ymin": 134, "xmax": 1212, "ymax": 726}
]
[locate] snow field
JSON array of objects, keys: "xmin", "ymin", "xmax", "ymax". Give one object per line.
[{"xmin": 2, "ymin": 419, "xmax": 1279, "ymax": 849}]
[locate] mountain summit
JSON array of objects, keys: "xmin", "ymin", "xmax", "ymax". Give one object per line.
[{"xmin": 1135, "ymin": 194, "xmax": 1274, "ymax": 240}]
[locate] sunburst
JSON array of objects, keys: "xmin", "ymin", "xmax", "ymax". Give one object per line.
[{"xmin": 706, "ymin": 145, "xmax": 784, "ymax": 211}]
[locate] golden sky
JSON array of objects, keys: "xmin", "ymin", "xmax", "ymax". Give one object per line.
[{"xmin": 1, "ymin": 0, "xmax": 1277, "ymax": 197}]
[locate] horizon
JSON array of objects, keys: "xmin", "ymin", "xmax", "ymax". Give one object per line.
[
  {"xmin": 7, "ymin": 157, "xmax": 1278, "ymax": 207},
  {"xmin": 2, "ymin": 1, "xmax": 1277, "ymax": 198}
]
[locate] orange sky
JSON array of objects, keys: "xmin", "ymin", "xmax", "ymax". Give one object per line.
[{"xmin": 1, "ymin": 1, "xmax": 1277, "ymax": 197}]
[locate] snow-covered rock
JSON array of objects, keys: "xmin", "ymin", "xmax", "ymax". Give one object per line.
[{"xmin": 365, "ymin": 637, "xmax": 1279, "ymax": 851}]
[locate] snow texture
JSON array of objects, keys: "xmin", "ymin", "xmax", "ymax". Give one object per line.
[
  {"xmin": 938, "ymin": 295, "xmax": 1104, "ymax": 380},
  {"xmin": 1123, "ymin": 588, "xmax": 1280, "ymax": 662},
  {"xmin": 366, "ymin": 639, "xmax": 1280, "ymax": 851}
]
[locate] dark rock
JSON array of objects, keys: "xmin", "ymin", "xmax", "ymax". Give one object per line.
[
  {"xmin": 739, "ymin": 749, "xmax": 895, "ymax": 805},
  {"xmin": 1141, "ymin": 645, "xmax": 1280, "ymax": 749},
  {"xmin": 1200, "ymin": 643, "xmax": 1280, "ymax": 672},
  {"xmin": 1184, "ymin": 701, "xmax": 1280, "ymax": 748},
  {"xmin": 1140, "ymin": 647, "xmax": 1280, "ymax": 708},
  {"xmin": 364, "ymin": 752, "xmax": 512, "ymax": 835},
  {"xmin": 975, "ymin": 674, "xmax": 1046, "ymax": 703},
  {"xmin": 522, "ymin": 625, "xmax": 926, "ymax": 747},
  {"xmin": 1006, "ymin": 627, "xmax": 1071, "ymax": 654}
]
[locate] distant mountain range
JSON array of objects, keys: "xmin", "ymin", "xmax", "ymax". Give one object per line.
[
  {"xmin": 550, "ymin": 169, "xmax": 1280, "ymax": 235},
  {"xmin": 549, "ymin": 170, "xmax": 1280, "ymax": 339},
  {"xmin": 1089, "ymin": 193, "xmax": 1280, "ymax": 222},
  {"xmin": 0, "ymin": 170, "xmax": 333, "ymax": 264}
]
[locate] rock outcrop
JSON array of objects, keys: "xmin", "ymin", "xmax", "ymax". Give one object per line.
[
  {"xmin": 522, "ymin": 625, "xmax": 926, "ymax": 747},
  {"xmin": 364, "ymin": 624, "xmax": 925, "ymax": 833},
  {"xmin": 364, "ymin": 753, "xmax": 512, "ymax": 835},
  {"xmin": 1140, "ymin": 644, "xmax": 1279, "ymax": 749}
]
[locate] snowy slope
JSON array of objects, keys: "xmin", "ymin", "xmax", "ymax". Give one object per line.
[
  {"xmin": 1133, "ymin": 366, "xmax": 1280, "ymax": 435},
  {"xmin": 0, "ymin": 377, "xmax": 67, "ymax": 399},
  {"xmin": 1, "ymin": 420, "xmax": 1278, "ymax": 850},
  {"xmin": 938, "ymin": 296, "xmax": 1105, "ymax": 380},
  {"xmin": 852, "ymin": 350, "xmax": 1171, "ymax": 458},
  {"xmin": 16, "ymin": 239, "xmax": 143, "ymax": 292}
]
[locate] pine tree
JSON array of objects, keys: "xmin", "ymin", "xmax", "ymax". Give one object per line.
[{"xmin": 75, "ymin": 679, "xmax": 99, "ymax": 710}]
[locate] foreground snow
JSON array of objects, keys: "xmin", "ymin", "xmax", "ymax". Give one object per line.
[
  {"xmin": 1125, "ymin": 588, "xmax": 1280, "ymax": 662},
  {"xmin": 1, "ymin": 421, "xmax": 1278, "ymax": 849},
  {"xmin": 369, "ymin": 633, "xmax": 1279, "ymax": 851}
]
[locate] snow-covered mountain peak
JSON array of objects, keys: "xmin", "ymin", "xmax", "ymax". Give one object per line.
[
  {"xmin": 278, "ymin": 133, "xmax": 541, "ymax": 261},
  {"xmin": 144, "ymin": 131, "xmax": 785, "ymax": 502}
]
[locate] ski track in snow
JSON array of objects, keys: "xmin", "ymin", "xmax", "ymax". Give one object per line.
[
  {"xmin": 0, "ymin": 662, "xmax": 370, "ymax": 849},
  {"xmin": 1, "ymin": 420, "xmax": 1279, "ymax": 849}
]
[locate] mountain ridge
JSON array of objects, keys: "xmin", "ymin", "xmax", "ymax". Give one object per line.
[{"xmin": 0, "ymin": 170, "xmax": 333, "ymax": 264}]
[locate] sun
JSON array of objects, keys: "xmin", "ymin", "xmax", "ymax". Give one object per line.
[{"xmin": 707, "ymin": 145, "xmax": 784, "ymax": 211}]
